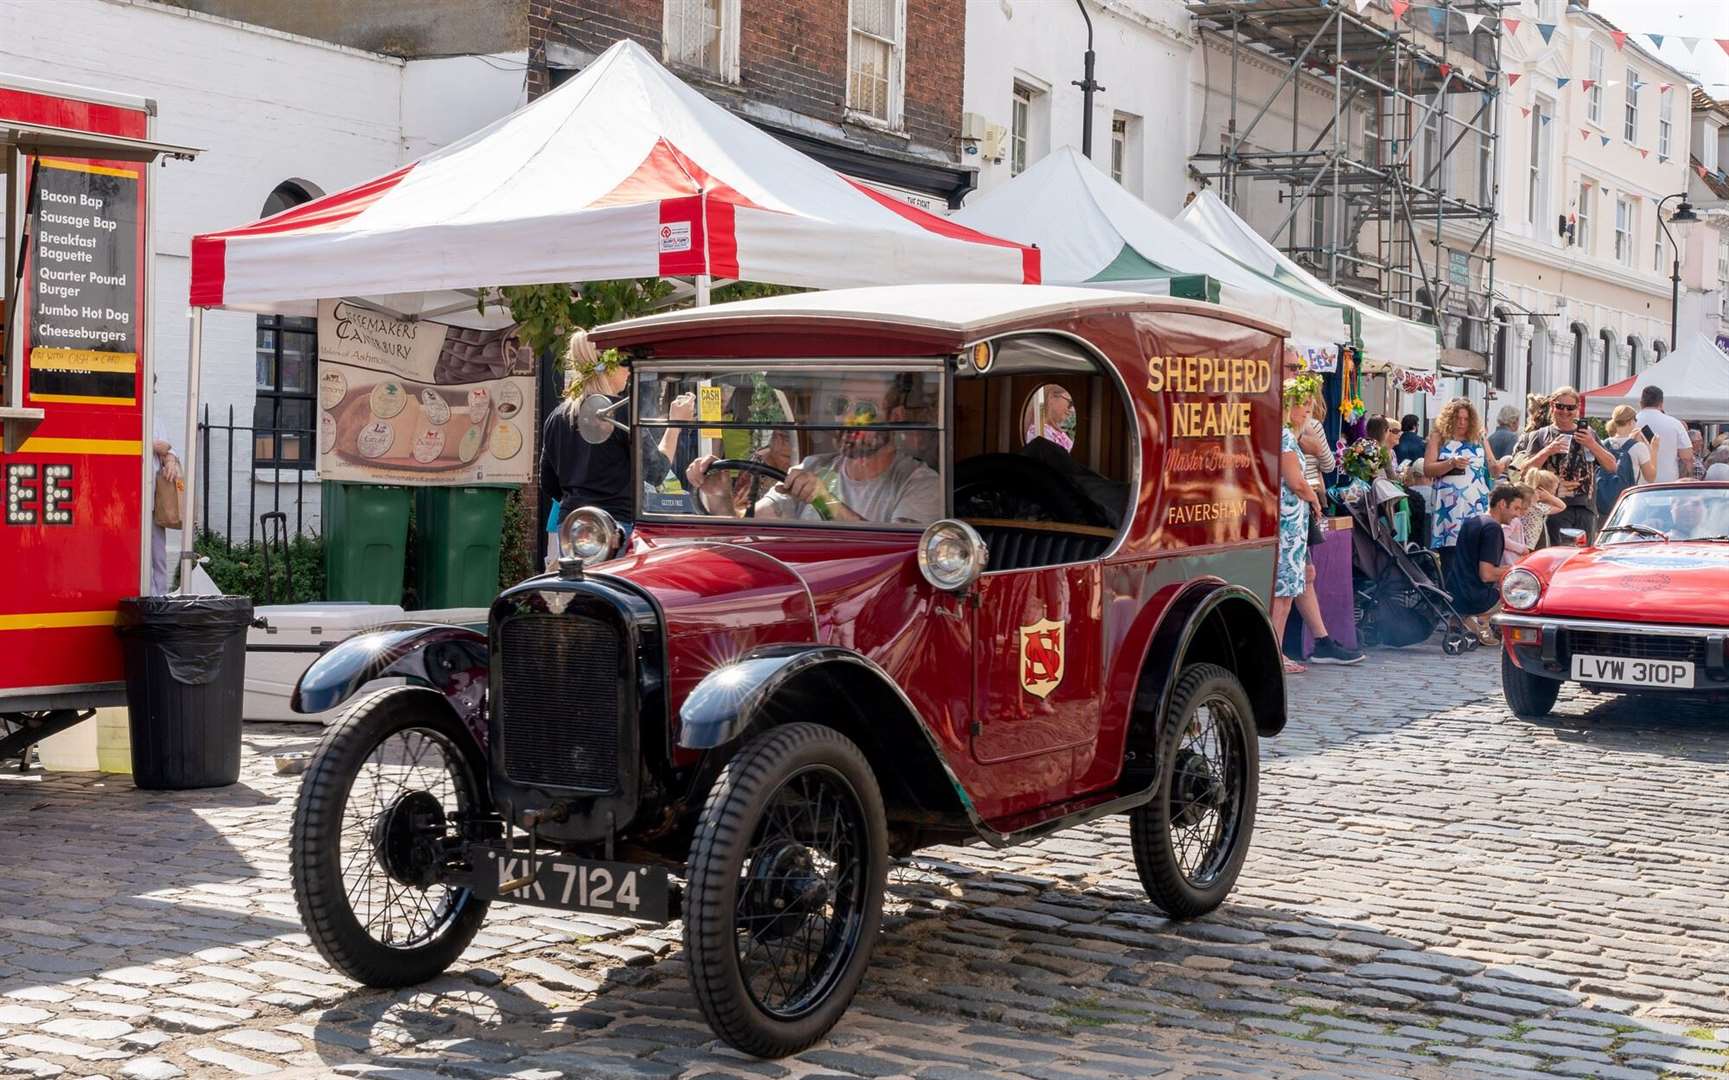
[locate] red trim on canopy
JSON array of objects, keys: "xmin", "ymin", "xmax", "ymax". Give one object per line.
[
  {"xmin": 845, "ymin": 179, "xmax": 1041, "ymax": 283},
  {"xmin": 206, "ymin": 164, "xmax": 416, "ymax": 238},
  {"xmin": 189, "ymin": 236, "xmax": 227, "ymax": 307},
  {"xmin": 1586, "ymin": 373, "xmax": 1636, "ymax": 400}
]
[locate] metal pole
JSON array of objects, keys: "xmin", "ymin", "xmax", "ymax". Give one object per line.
[
  {"xmin": 694, "ymin": 274, "xmax": 711, "ymax": 308},
  {"xmin": 1072, "ymin": 0, "xmax": 1100, "ymax": 158},
  {"xmin": 1657, "ymin": 192, "xmax": 1679, "ymax": 346},
  {"xmin": 177, "ymin": 306, "xmax": 204, "ymax": 593}
]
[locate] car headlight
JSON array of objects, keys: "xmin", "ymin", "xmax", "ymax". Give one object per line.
[
  {"xmin": 559, "ymin": 506, "xmax": 623, "ymax": 567},
  {"xmin": 1501, "ymin": 567, "xmax": 1542, "ymax": 610},
  {"xmin": 917, "ymin": 519, "xmax": 988, "ymax": 593}
]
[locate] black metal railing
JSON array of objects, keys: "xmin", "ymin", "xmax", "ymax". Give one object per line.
[{"xmin": 197, "ymin": 404, "xmax": 318, "ymax": 545}]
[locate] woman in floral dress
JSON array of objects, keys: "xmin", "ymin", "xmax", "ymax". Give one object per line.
[
  {"xmin": 1424, "ymin": 397, "xmax": 1505, "ymax": 564},
  {"xmin": 1272, "ymin": 381, "xmax": 1325, "ymax": 674}
]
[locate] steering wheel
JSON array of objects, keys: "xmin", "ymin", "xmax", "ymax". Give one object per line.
[{"xmin": 700, "ymin": 459, "xmax": 833, "ymax": 521}]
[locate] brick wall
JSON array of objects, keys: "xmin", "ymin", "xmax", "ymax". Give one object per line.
[{"xmin": 528, "ymin": 0, "xmax": 964, "ymax": 159}]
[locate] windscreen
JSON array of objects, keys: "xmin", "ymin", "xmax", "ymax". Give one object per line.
[
  {"xmin": 1601, "ymin": 486, "xmax": 1729, "ymax": 543},
  {"xmin": 634, "ymin": 365, "xmax": 944, "ymax": 527}
]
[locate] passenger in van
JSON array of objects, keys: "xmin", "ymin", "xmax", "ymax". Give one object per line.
[{"xmin": 687, "ymin": 377, "xmax": 941, "ymax": 525}]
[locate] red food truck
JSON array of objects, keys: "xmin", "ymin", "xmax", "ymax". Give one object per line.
[{"xmin": 1, "ymin": 73, "xmax": 197, "ymax": 758}]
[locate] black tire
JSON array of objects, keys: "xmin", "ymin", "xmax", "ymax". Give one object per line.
[
  {"xmin": 684, "ymin": 723, "xmax": 888, "ymax": 1058},
  {"xmin": 1129, "ymin": 663, "xmax": 1260, "ymax": 919},
  {"xmin": 291, "ymin": 686, "xmax": 490, "ymax": 988},
  {"xmin": 1502, "ymin": 649, "xmax": 1561, "ymax": 719}
]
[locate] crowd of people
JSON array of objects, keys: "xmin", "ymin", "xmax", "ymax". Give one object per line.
[{"xmin": 1275, "ymin": 372, "xmax": 1724, "ymax": 666}]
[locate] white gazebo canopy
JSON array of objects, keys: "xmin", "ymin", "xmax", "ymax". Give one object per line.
[{"xmin": 1585, "ymin": 334, "xmax": 1729, "ymax": 422}]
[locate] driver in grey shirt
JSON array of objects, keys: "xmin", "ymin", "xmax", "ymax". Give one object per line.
[{"xmin": 687, "ymin": 379, "xmax": 941, "ymax": 525}]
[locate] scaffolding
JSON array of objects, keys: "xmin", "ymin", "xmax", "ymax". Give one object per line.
[{"xmin": 1188, "ymin": 0, "xmax": 1506, "ymax": 373}]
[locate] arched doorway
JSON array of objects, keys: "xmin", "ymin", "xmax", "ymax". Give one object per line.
[
  {"xmin": 254, "ymin": 181, "xmax": 320, "ymax": 473},
  {"xmin": 1569, "ymin": 322, "xmax": 1589, "ymax": 389},
  {"xmin": 1492, "ymin": 307, "xmax": 1511, "ymax": 391},
  {"xmin": 1626, "ymin": 335, "xmax": 1643, "ymax": 375},
  {"xmin": 1597, "ymin": 328, "xmax": 1619, "ymax": 385}
]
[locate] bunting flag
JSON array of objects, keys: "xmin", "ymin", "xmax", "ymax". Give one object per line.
[
  {"xmin": 1639, "ymin": 148, "xmax": 1650, "ymax": 158},
  {"xmin": 1540, "ymin": 114, "xmax": 1551, "ymax": 126},
  {"xmin": 1659, "ymin": 154, "xmax": 1668, "ymax": 163},
  {"xmin": 1660, "ymin": 83, "xmax": 1673, "ymax": 93},
  {"xmin": 1428, "ymin": 7, "xmax": 1446, "ymax": 32},
  {"xmin": 1680, "ymin": 37, "xmax": 1700, "ymax": 51},
  {"xmin": 1555, "ymin": 76, "xmax": 1571, "ymax": 89},
  {"xmin": 1581, "ymin": 79, "xmax": 1595, "ymax": 91},
  {"xmin": 1521, "ymin": 106, "xmax": 1533, "ymax": 118},
  {"xmin": 1537, "ymin": 23, "xmax": 1556, "ymax": 44},
  {"xmin": 1647, "ymin": 34, "xmax": 1664, "ymax": 49},
  {"xmin": 1503, "ymin": 17, "xmax": 1521, "ymax": 34},
  {"xmin": 1507, "ymin": 73, "xmax": 1522, "ymax": 87},
  {"xmin": 1600, "ymin": 135, "xmax": 1612, "ymax": 147},
  {"xmin": 1718, "ymin": 40, "xmax": 1729, "ymax": 58},
  {"xmin": 1439, "ymin": 62, "xmax": 1452, "ymax": 78},
  {"xmin": 1353, "ymin": 0, "xmax": 1373, "ymax": 11},
  {"xmin": 1611, "ymin": 31, "xmax": 1627, "ymax": 50},
  {"xmin": 1699, "ymin": 163, "xmax": 1712, "ymax": 178},
  {"xmin": 1463, "ymin": 13, "xmax": 1485, "ymax": 33},
  {"xmin": 1606, "ymin": 80, "xmax": 1620, "ymax": 88},
  {"xmin": 1391, "ymin": 0, "xmax": 1409, "ymax": 18},
  {"xmin": 1581, "ymin": 128, "xmax": 1591, "ymax": 141}
]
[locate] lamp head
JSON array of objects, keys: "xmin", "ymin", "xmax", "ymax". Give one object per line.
[{"xmin": 1670, "ymin": 200, "xmax": 1701, "ymax": 226}]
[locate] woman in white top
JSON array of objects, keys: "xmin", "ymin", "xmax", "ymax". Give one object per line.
[{"xmin": 1605, "ymin": 404, "xmax": 1658, "ymax": 485}]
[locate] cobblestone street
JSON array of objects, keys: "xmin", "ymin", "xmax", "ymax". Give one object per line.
[{"xmin": 1, "ymin": 644, "xmax": 1725, "ymax": 1080}]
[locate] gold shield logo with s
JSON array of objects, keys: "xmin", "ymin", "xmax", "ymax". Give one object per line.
[{"xmin": 1018, "ymin": 618, "xmax": 1065, "ymax": 699}]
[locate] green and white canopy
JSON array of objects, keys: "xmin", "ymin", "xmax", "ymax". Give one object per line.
[
  {"xmin": 951, "ymin": 147, "xmax": 1351, "ymax": 366},
  {"xmin": 1177, "ymin": 190, "xmax": 1439, "ymax": 378}
]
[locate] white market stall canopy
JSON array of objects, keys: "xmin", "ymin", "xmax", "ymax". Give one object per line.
[
  {"xmin": 949, "ymin": 147, "xmax": 1349, "ymax": 363},
  {"xmin": 188, "ymin": 39, "xmax": 1039, "ymax": 318},
  {"xmin": 1585, "ymin": 334, "xmax": 1729, "ymax": 422},
  {"xmin": 1176, "ymin": 190, "xmax": 1440, "ymax": 378}
]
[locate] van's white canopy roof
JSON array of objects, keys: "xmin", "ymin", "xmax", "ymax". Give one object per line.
[
  {"xmin": 188, "ymin": 40, "xmax": 1038, "ymax": 320},
  {"xmin": 949, "ymin": 148, "xmax": 1347, "ymax": 359}
]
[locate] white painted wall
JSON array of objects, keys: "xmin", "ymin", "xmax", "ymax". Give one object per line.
[
  {"xmin": 961, "ymin": 0, "xmax": 1193, "ymax": 217},
  {"xmin": 0, "ymin": 0, "xmax": 525, "ymax": 554}
]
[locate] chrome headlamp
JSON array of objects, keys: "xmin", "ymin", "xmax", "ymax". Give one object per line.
[
  {"xmin": 559, "ymin": 506, "xmax": 623, "ymax": 568},
  {"xmin": 1500, "ymin": 567, "xmax": 1543, "ymax": 611},
  {"xmin": 917, "ymin": 519, "xmax": 988, "ymax": 593}
]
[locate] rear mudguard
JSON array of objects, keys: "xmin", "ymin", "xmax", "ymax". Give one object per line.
[{"xmin": 292, "ymin": 624, "xmax": 489, "ymax": 747}]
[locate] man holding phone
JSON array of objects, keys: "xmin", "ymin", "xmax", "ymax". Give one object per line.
[
  {"xmin": 1511, "ymin": 386, "xmax": 1618, "ymax": 544},
  {"xmin": 1634, "ymin": 385, "xmax": 1692, "ymax": 482}
]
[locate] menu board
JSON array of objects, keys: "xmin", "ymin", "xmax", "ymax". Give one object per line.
[
  {"xmin": 27, "ymin": 159, "xmax": 140, "ymax": 405},
  {"xmin": 316, "ymin": 300, "xmax": 535, "ymax": 486}
]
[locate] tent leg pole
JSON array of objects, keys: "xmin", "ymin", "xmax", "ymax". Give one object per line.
[
  {"xmin": 176, "ymin": 307, "xmax": 204, "ymax": 595},
  {"xmin": 694, "ymin": 274, "xmax": 711, "ymax": 308}
]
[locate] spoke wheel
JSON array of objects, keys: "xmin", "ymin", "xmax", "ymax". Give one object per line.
[
  {"xmin": 685, "ymin": 724, "xmax": 887, "ymax": 1058},
  {"xmin": 1130, "ymin": 663, "xmax": 1259, "ymax": 918},
  {"xmin": 292, "ymin": 687, "xmax": 490, "ymax": 987}
]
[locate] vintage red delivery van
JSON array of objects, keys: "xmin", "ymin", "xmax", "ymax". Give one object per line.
[{"xmin": 287, "ymin": 284, "xmax": 1289, "ymax": 1057}]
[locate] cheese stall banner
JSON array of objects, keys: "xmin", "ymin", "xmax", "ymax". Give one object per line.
[{"xmin": 316, "ymin": 300, "xmax": 534, "ymax": 485}]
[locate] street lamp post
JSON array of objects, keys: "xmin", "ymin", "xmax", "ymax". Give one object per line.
[
  {"xmin": 1657, "ymin": 193, "xmax": 1700, "ymax": 348},
  {"xmin": 1072, "ymin": 0, "xmax": 1103, "ymax": 158}
]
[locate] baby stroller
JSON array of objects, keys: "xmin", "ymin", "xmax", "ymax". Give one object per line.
[{"xmin": 1348, "ymin": 479, "xmax": 1479, "ymax": 655}]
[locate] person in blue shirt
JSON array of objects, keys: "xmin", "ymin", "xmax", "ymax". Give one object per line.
[
  {"xmin": 1394, "ymin": 414, "xmax": 1426, "ymax": 465},
  {"xmin": 1445, "ymin": 484, "xmax": 1529, "ymax": 644}
]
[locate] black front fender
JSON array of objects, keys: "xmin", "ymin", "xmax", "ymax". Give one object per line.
[
  {"xmin": 292, "ymin": 624, "xmax": 488, "ymax": 746},
  {"xmin": 679, "ymin": 644, "xmax": 869, "ymax": 750}
]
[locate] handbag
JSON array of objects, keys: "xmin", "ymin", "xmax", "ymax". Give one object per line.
[
  {"xmin": 1306, "ymin": 504, "xmax": 1326, "ymax": 547},
  {"xmin": 153, "ymin": 470, "xmax": 183, "ymax": 529}
]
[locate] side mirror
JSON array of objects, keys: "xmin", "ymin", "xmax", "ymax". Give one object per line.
[
  {"xmin": 1558, "ymin": 527, "xmax": 1587, "ymax": 547},
  {"xmin": 576, "ymin": 392, "xmax": 630, "ymax": 445}
]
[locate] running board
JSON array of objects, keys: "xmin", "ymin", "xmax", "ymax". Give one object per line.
[{"xmin": 977, "ymin": 786, "xmax": 1155, "ymax": 849}]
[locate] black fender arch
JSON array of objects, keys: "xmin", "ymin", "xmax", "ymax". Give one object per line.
[
  {"xmin": 292, "ymin": 624, "xmax": 489, "ymax": 747},
  {"xmin": 1136, "ymin": 582, "xmax": 1287, "ymax": 740},
  {"xmin": 679, "ymin": 644, "xmax": 984, "ymax": 839}
]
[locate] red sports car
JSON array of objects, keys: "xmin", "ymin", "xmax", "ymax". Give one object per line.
[{"xmin": 1495, "ymin": 480, "xmax": 1729, "ymax": 717}]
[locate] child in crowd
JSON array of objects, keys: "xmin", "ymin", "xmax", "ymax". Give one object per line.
[{"xmin": 1506, "ymin": 469, "xmax": 1565, "ymax": 561}]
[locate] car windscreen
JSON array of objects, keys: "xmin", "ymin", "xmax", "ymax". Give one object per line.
[
  {"xmin": 633, "ymin": 364, "xmax": 945, "ymax": 528},
  {"xmin": 1601, "ymin": 487, "xmax": 1729, "ymax": 542}
]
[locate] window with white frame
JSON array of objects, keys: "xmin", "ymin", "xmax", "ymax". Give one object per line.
[
  {"xmin": 1110, "ymin": 115, "xmax": 1127, "ymax": 184},
  {"xmin": 663, "ymin": 0, "xmax": 739, "ymax": 82},
  {"xmin": 1420, "ymin": 93, "xmax": 1442, "ymax": 187},
  {"xmin": 1109, "ymin": 112, "xmax": 1142, "ymax": 195},
  {"xmin": 847, "ymin": 0, "xmax": 905, "ymax": 128},
  {"xmin": 1719, "ymin": 234, "xmax": 1729, "ymax": 294},
  {"xmin": 1615, "ymin": 195, "xmax": 1634, "ymax": 265},
  {"xmin": 1477, "ymin": 123, "xmax": 1493, "ymax": 205},
  {"xmin": 1528, "ymin": 99, "xmax": 1552, "ymax": 229},
  {"xmin": 1659, "ymin": 89, "xmax": 1673, "ymax": 158},
  {"xmin": 1654, "ymin": 208, "xmax": 1665, "ymax": 272},
  {"xmin": 1010, "ymin": 82, "xmax": 1035, "ymax": 176},
  {"xmin": 1624, "ymin": 69, "xmax": 1639, "ymax": 143},
  {"xmin": 1577, "ymin": 180, "xmax": 1593, "ymax": 254},
  {"xmin": 1587, "ymin": 43, "xmax": 1604, "ymax": 126}
]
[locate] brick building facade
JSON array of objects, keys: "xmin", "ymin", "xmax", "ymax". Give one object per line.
[{"xmin": 528, "ymin": 0, "xmax": 973, "ymax": 208}]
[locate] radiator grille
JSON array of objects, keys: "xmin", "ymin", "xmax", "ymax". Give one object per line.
[
  {"xmin": 498, "ymin": 615, "xmax": 621, "ymax": 791},
  {"xmin": 1565, "ymin": 630, "xmax": 1707, "ymax": 664}
]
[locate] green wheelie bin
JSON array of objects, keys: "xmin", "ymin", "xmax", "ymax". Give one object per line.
[
  {"xmin": 323, "ymin": 482, "xmax": 411, "ymax": 605},
  {"xmin": 414, "ymin": 486, "xmax": 512, "ymax": 608}
]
